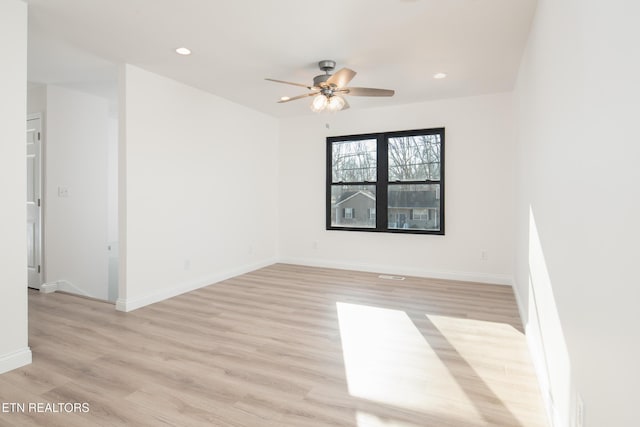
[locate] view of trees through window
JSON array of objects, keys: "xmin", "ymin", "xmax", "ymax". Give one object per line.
[
  {"xmin": 331, "ymin": 139, "xmax": 377, "ymax": 183},
  {"xmin": 327, "ymin": 128, "xmax": 444, "ymax": 234},
  {"xmin": 388, "ymin": 135, "xmax": 441, "ymax": 181}
]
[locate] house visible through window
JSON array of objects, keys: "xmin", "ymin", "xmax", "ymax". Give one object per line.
[
  {"xmin": 327, "ymin": 128, "xmax": 444, "ymax": 235},
  {"xmin": 411, "ymin": 208, "xmax": 428, "ymax": 220}
]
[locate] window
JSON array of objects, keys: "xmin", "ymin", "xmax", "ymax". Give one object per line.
[{"xmin": 327, "ymin": 128, "xmax": 444, "ymax": 234}]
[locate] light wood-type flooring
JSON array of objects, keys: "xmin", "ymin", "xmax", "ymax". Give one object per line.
[{"xmin": 0, "ymin": 264, "xmax": 548, "ymax": 427}]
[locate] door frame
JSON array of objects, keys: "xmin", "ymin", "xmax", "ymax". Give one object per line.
[{"xmin": 27, "ymin": 112, "xmax": 44, "ymax": 289}]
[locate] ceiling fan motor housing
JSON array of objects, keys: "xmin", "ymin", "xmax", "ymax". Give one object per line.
[{"xmin": 314, "ymin": 60, "xmax": 336, "ymax": 88}]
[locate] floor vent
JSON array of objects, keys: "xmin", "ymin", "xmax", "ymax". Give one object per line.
[{"xmin": 378, "ymin": 274, "xmax": 406, "ymax": 281}]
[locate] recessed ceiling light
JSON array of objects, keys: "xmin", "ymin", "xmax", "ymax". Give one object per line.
[
  {"xmin": 175, "ymin": 47, "xmax": 191, "ymax": 56},
  {"xmin": 280, "ymin": 96, "xmax": 290, "ymax": 101},
  {"xmin": 433, "ymin": 72, "xmax": 447, "ymax": 79}
]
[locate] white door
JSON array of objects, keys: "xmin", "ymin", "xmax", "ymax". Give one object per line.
[{"xmin": 27, "ymin": 114, "xmax": 43, "ymax": 289}]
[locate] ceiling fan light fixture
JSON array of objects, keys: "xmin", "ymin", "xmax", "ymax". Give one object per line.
[
  {"xmin": 311, "ymin": 94, "xmax": 328, "ymax": 112},
  {"xmin": 326, "ymin": 95, "xmax": 346, "ymax": 112}
]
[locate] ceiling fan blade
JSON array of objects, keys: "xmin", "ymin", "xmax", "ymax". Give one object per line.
[
  {"xmin": 326, "ymin": 68, "xmax": 356, "ymax": 88},
  {"xmin": 341, "ymin": 98, "xmax": 350, "ymax": 110},
  {"xmin": 342, "ymin": 87, "xmax": 395, "ymax": 97},
  {"xmin": 265, "ymin": 78, "xmax": 311, "ymax": 89},
  {"xmin": 277, "ymin": 92, "xmax": 317, "ymax": 103}
]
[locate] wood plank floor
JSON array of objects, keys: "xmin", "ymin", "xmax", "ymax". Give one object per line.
[{"xmin": 0, "ymin": 264, "xmax": 548, "ymax": 427}]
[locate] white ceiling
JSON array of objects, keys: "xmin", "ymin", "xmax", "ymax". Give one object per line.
[{"xmin": 25, "ymin": 0, "xmax": 537, "ymax": 118}]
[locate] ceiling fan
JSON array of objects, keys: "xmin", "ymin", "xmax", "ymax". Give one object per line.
[{"xmin": 266, "ymin": 60, "xmax": 395, "ymax": 112}]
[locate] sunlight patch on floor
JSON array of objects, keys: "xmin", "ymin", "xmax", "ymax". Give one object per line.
[
  {"xmin": 355, "ymin": 410, "xmax": 423, "ymax": 427},
  {"xmin": 336, "ymin": 302, "xmax": 480, "ymax": 419},
  {"xmin": 426, "ymin": 313, "xmax": 524, "ymax": 348},
  {"xmin": 426, "ymin": 313, "xmax": 534, "ymax": 427}
]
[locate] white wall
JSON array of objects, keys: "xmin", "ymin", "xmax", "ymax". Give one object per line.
[
  {"xmin": 0, "ymin": 0, "xmax": 31, "ymax": 374},
  {"xmin": 107, "ymin": 115, "xmax": 119, "ymax": 301},
  {"xmin": 27, "ymin": 82, "xmax": 46, "ymax": 115},
  {"xmin": 514, "ymin": 0, "xmax": 640, "ymax": 426},
  {"xmin": 45, "ymin": 85, "xmax": 110, "ymax": 300},
  {"xmin": 278, "ymin": 93, "xmax": 515, "ymax": 284},
  {"xmin": 118, "ymin": 65, "xmax": 279, "ymax": 311},
  {"xmin": 107, "ymin": 116, "xmax": 119, "ymax": 245}
]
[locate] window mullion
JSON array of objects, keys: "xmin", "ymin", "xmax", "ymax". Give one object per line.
[{"xmin": 377, "ymin": 134, "xmax": 388, "ymax": 231}]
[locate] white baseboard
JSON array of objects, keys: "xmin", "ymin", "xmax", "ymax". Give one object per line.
[
  {"xmin": 40, "ymin": 280, "xmax": 93, "ymax": 298},
  {"xmin": 0, "ymin": 347, "xmax": 32, "ymax": 374},
  {"xmin": 114, "ymin": 257, "xmax": 512, "ymax": 312},
  {"xmin": 278, "ymin": 257, "xmax": 513, "ymax": 286},
  {"xmin": 40, "ymin": 282, "xmax": 58, "ymax": 293},
  {"xmin": 116, "ymin": 258, "xmax": 277, "ymax": 312}
]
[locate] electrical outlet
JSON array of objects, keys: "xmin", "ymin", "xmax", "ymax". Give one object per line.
[
  {"xmin": 57, "ymin": 186, "xmax": 69, "ymax": 197},
  {"xmin": 576, "ymin": 394, "xmax": 584, "ymax": 427},
  {"xmin": 480, "ymin": 250, "xmax": 488, "ymax": 261}
]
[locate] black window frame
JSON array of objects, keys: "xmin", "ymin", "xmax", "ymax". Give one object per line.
[{"xmin": 326, "ymin": 127, "xmax": 445, "ymax": 235}]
